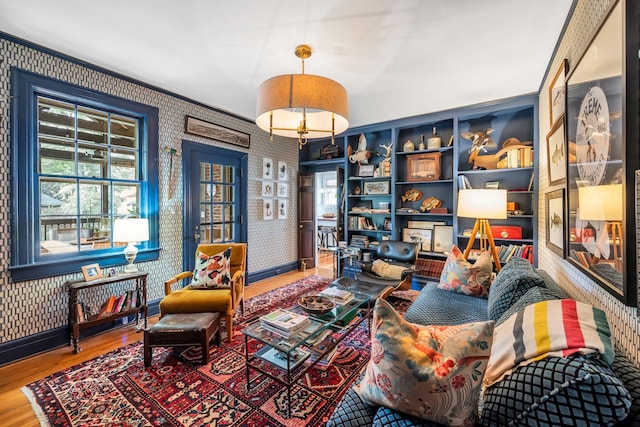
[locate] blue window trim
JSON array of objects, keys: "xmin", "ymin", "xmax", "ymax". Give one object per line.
[{"xmin": 10, "ymin": 68, "xmax": 160, "ymax": 282}]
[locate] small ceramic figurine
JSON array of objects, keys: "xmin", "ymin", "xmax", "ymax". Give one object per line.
[{"xmin": 348, "ymin": 133, "xmax": 372, "ymax": 164}]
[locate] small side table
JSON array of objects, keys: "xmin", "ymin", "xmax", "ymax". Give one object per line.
[{"xmin": 327, "ymin": 246, "xmax": 359, "ymax": 278}]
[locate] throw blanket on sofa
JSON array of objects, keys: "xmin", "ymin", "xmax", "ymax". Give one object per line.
[{"xmin": 484, "ymin": 299, "xmax": 614, "ymax": 386}]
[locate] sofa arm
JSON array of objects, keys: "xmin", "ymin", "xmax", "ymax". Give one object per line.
[{"xmin": 164, "ymin": 271, "xmax": 193, "ymax": 295}]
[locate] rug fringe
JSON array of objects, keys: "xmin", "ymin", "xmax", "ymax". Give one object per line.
[{"xmin": 21, "ymin": 386, "xmax": 51, "ymax": 427}]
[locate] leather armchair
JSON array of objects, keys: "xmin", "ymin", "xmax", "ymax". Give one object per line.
[
  {"xmin": 160, "ymin": 243, "xmax": 247, "ymax": 343},
  {"xmin": 356, "ymin": 241, "xmax": 418, "ymax": 291}
]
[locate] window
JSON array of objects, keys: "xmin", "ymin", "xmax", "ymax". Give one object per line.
[{"xmin": 11, "ymin": 70, "xmax": 159, "ymax": 281}]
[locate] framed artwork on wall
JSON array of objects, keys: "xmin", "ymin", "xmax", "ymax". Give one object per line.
[
  {"xmin": 546, "ymin": 118, "xmax": 566, "ymax": 185},
  {"xmin": 548, "ymin": 59, "xmax": 567, "ymax": 126},
  {"xmin": 565, "ymin": 0, "xmax": 638, "ymax": 306},
  {"xmin": 262, "ymin": 158, "xmax": 273, "ymax": 180},
  {"xmin": 545, "ymin": 189, "xmax": 565, "ymax": 258},
  {"xmin": 263, "ymin": 199, "xmax": 273, "ymax": 220},
  {"xmin": 277, "ymin": 182, "xmax": 288, "ymax": 198},
  {"xmin": 261, "ymin": 181, "xmax": 274, "ymax": 197},
  {"xmin": 185, "ymin": 116, "xmax": 250, "ymax": 148},
  {"xmin": 278, "ymin": 199, "xmax": 288, "ymax": 219},
  {"xmin": 278, "ymin": 161, "xmax": 288, "ymax": 181}
]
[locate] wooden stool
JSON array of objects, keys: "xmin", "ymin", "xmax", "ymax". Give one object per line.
[{"xmin": 144, "ymin": 312, "xmax": 220, "ymax": 367}]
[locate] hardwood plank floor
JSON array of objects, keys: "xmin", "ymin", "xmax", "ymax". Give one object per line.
[{"xmin": 0, "ymin": 254, "xmax": 334, "ymax": 427}]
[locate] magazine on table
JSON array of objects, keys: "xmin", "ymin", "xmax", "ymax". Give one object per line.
[
  {"xmin": 255, "ymin": 345, "xmax": 310, "ymax": 370},
  {"xmin": 260, "ymin": 309, "xmax": 310, "ymax": 336},
  {"xmin": 319, "ymin": 287, "xmax": 354, "ymax": 304}
]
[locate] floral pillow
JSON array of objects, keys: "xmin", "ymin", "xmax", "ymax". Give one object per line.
[
  {"xmin": 189, "ymin": 248, "xmax": 232, "ymax": 289},
  {"xmin": 356, "ymin": 298, "xmax": 494, "ymax": 426},
  {"xmin": 438, "ymin": 245, "xmax": 493, "ymax": 298}
]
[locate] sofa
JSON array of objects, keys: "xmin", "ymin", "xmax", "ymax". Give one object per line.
[{"xmin": 327, "ymin": 257, "xmax": 640, "ymax": 426}]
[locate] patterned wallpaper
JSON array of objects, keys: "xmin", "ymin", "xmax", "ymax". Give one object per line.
[
  {"xmin": 537, "ymin": 0, "xmax": 640, "ymax": 365},
  {"xmin": 0, "ymin": 37, "xmax": 298, "ymax": 344}
]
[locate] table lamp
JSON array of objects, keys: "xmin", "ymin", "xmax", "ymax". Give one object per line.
[
  {"xmin": 113, "ymin": 218, "xmax": 150, "ymax": 273},
  {"xmin": 457, "ymin": 189, "xmax": 507, "ymax": 271},
  {"xmin": 578, "ymin": 184, "xmax": 623, "ymax": 270}
]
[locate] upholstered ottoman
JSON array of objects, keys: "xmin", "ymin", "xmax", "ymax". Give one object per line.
[{"xmin": 144, "ymin": 312, "xmax": 220, "ymax": 367}]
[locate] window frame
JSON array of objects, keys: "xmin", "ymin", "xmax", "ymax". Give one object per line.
[{"xmin": 10, "ymin": 69, "xmax": 160, "ymax": 282}]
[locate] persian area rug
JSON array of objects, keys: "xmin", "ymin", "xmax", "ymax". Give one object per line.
[{"xmin": 23, "ymin": 275, "xmax": 412, "ymax": 427}]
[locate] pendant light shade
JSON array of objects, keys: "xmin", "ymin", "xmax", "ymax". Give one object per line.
[{"xmin": 255, "ymin": 45, "xmax": 349, "ymax": 148}]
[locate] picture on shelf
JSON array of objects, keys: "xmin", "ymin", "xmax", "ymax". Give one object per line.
[
  {"xmin": 432, "ymin": 225, "xmax": 453, "ymax": 253},
  {"xmin": 403, "ymin": 228, "xmax": 432, "ymax": 251},
  {"xmin": 358, "ymin": 164, "xmax": 375, "ymax": 177},
  {"xmin": 363, "ymin": 181, "xmax": 389, "ymax": 195},
  {"xmin": 81, "ymin": 263, "xmax": 102, "ymax": 281}
]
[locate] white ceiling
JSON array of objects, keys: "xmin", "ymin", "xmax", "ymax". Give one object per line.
[{"xmin": 0, "ymin": 0, "xmax": 573, "ymax": 129}]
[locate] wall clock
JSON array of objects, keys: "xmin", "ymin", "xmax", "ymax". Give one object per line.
[{"xmin": 575, "ymin": 85, "xmax": 610, "ymax": 186}]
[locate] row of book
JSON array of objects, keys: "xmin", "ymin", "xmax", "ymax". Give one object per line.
[
  {"xmin": 347, "ymin": 216, "xmax": 377, "ymax": 231},
  {"xmin": 497, "ymin": 244, "xmax": 534, "ymax": 264},
  {"xmin": 415, "ymin": 258, "xmax": 446, "ymax": 279},
  {"xmin": 497, "ymin": 147, "xmax": 534, "ymax": 169}
]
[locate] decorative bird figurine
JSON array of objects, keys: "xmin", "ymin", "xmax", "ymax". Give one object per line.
[
  {"xmin": 348, "ymin": 133, "xmax": 372, "ymax": 164},
  {"xmin": 461, "ymin": 129, "xmax": 497, "ymax": 164}
]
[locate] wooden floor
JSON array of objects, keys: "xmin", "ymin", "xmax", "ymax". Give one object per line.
[{"xmin": 0, "ymin": 252, "xmax": 334, "ymax": 427}]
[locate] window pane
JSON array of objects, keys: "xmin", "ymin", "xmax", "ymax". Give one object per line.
[
  {"xmin": 212, "ymin": 164, "xmax": 223, "ymax": 182},
  {"xmin": 79, "ymin": 181, "xmax": 110, "ymax": 215},
  {"xmin": 78, "ymin": 142, "xmax": 107, "ymax": 178},
  {"xmin": 114, "ymin": 184, "xmax": 139, "ymax": 215},
  {"xmin": 224, "ymin": 223, "xmax": 233, "ymax": 241},
  {"xmin": 110, "ymin": 147, "xmax": 137, "ymax": 180},
  {"xmin": 224, "ymin": 165, "xmax": 234, "ymax": 183},
  {"xmin": 201, "ymin": 225, "xmax": 211, "ymax": 243},
  {"xmin": 77, "ymin": 107, "xmax": 107, "ymax": 144},
  {"xmin": 224, "ymin": 184, "xmax": 234, "ymax": 202},
  {"xmin": 212, "ymin": 205, "xmax": 222, "ymax": 223},
  {"xmin": 200, "ymin": 204, "xmax": 211, "ymax": 224},
  {"xmin": 212, "ymin": 224, "xmax": 223, "ymax": 242},
  {"xmin": 200, "ymin": 162, "xmax": 211, "ymax": 181},
  {"xmin": 39, "ymin": 137, "xmax": 76, "ymax": 175},
  {"xmin": 110, "ymin": 115, "xmax": 138, "ymax": 149},
  {"xmin": 201, "ymin": 183, "xmax": 212, "ymax": 202},
  {"xmin": 38, "ymin": 98, "xmax": 75, "ymax": 140}
]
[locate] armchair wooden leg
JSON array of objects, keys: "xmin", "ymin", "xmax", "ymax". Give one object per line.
[{"xmin": 225, "ymin": 314, "xmax": 233, "ymax": 343}]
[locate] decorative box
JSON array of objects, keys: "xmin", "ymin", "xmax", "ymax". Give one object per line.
[{"xmin": 490, "ymin": 225, "xmax": 522, "ymax": 240}]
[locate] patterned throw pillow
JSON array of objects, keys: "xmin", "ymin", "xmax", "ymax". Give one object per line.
[
  {"xmin": 356, "ymin": 298, "xmax": 495, "ymax": 426},
  {"xmin": 438, "ymin": 245, "xmax": 492, "ymax": 298},
  {"xmin": 189, "ymin": 248, "xmax": 232, "ymax": 289}
]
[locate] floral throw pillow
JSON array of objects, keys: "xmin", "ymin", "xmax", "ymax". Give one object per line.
[
  {"xmin": 438, "ymin": 245, "xmax": 493, "ymax": 298},
  {"xmin": 189, "ymin": 248, "xmax": 232, "ymax": 289},
  {"xmin": 356, "ymin": 298, "xmax": 494, "ymax": 426}
]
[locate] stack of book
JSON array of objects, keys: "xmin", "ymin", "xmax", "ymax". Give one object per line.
[
  {"xmin": 319, "ymin": 287, "xmax": 354, "ymax": 305},
  {"xmin": 349, "ymin": 234, "xmax": 370, "ymax": 247},
  {"xmin": 260, "ymin": 309, "xmax": 311, "ymax": 338}
]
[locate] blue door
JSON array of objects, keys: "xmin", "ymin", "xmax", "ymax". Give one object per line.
[{"xmin": 182, "ymin": 140, "xmax": 248, "ymax": 271}]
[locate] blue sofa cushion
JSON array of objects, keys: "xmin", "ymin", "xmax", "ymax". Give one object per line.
[
  {"xmin": 495, "ymin": 285, "xmax": 568, "ymax": 326},
  {"xmin": 611, "ymin": 349, "xmax": 640, "ymax": 426},
  {"xmin": 486, "ymin": 257, "xmax": 545, "ymax": 322},
  {"xmin": 404, "ymin": 282, "xmax": 488, "ymax": 325},
  {"xmin": 373, "ymin": 406, "xmax": 446, "ymax": 426},
  {"xmin": 480, "ymin": 354, "xmax": 632, "ymax": 426},
  {"xmin": 326, "ymin": 378, "xmax": 377, "ymax": 427}
]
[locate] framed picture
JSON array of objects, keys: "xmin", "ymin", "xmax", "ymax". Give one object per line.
[
  {"xmin": 407, "ymin": 152, "xmax": 442, "ymax": 181},
  {"xmin": 81, "ymin": 263, "xmax": 102, "ymax": 281},
  {"xmin": 548, "ymin": 59, "xmax": 567, "ymax": 126},
  {"xmin": 545, "ymin": 189, "xmax": 565, "ymax": 258},
  {"xmin": 278, "ymin": 199, "xmax": 288, "ymax": 219},
  {"xmin": 261, "ymin": 181, "xmax": 274, "ymax": 197},
  {"xmin": 407, "ymin": 220, "xmax": 445, "ymax": 230},
  {"xmin": 565, "ymin": 0, "xmax": 635, "ymax": 306},
  {"xmin": 358, "ymin": 164, "xmax": 375, "ymax": 177},
  {"xmin": 263, "ymin": 199, "xmax": 273, "ymax": 220},
  {"xmin": 277, "ymin": 182, "xmax": 288, "ymax": 198},
  {"xmin": 546, "ymin": 118, "xmax": 566, "ymax": 185},
  {"xmin": 262, "ymin": 158, "xmax": 273, "ymax": 179},
  {"xmin": 185, "ymin": 116, "xmax": 250, "ymax": 148},
  {"xmin": 363, "ymin": 181, "xmax": 389, "ymax": 195},
  {"xmin": 278, "ymin": 161, "xmax": 288, "ymax": 181},
  {"xmin": 432, "ymin": 225, "xmax": 453, "ymax": 253},
  {"xmin": 402, "ymin": 228, "xmax": 432, "ymax": 251}
]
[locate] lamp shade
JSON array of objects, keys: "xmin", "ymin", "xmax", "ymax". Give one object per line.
[
  {"xmin": 113, "ymin": 218, "xmax": 150, "ymax": 243},
  {"xmin": 457, "ymin": 189, "xmax": 507, "ymax": 219},
  {"xmin": 256, "ymin": 73, "xmax": 349, "ymax": 140},
  {"xmin": 578, "ymin": 184, "xmax": 623, "ymax": 221}
]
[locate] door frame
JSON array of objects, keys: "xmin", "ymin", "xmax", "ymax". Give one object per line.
[{"xmin": 182, "ymin": 140, "xmax": 248, "ymax": 272}]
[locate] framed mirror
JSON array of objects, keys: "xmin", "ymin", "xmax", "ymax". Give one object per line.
[{"xmin": 565, "ymin": 0, "xmax": 639, "ymax": 306}]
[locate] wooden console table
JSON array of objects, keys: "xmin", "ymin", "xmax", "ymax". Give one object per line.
[{"xmin": 67, "ymin": 270, "xmax": 148, "ymax": 353}]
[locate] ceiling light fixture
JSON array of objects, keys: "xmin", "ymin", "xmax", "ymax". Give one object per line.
[{"xmin": 256, "ymin": 44, "xmax": 349, "ymax": 150}]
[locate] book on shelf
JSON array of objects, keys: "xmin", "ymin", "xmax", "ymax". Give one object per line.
[
  {"xmin": 255, "ymin": 345, "xmax": 310, "ymax": 370},
  {"xmin": 97, "ymin": 295, "xmax": 117, "ymax": 318},
  {"xmin": 260, "ymin": 309, "xmax": 310, "ymax": 337},
  {"xmin": 113, "ymin": 294, "xmax": 125, "ymax": 313},
  {"xmin": 75, "ymin": 302, "xmax": 85, "ymax": 322}
]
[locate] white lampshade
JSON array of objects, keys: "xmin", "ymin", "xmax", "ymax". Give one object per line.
[
  {"xmin": 113, "ymin": 218, "xmax": 149, "ymax": 273},
  {"xmin": 578, "ymin": 184, "xmax": 623, "ymax": 221},
  {"xmin": 113, "ymin": 218, "xmax": 150, "ymax": 243},
  {"xmin": 457, "ymin": 189, "xmax": 507, "ymax": 219}
]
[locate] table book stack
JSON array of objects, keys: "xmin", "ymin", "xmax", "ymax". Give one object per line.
[
  {"xmin": 319, "ymin": 287, "xmax": 354, "ymax": 305},
  {"xmin": 260, "ymin": 309, "xmax": 311, "ymax": 338}
]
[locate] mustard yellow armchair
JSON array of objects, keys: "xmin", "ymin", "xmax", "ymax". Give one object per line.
[{"xmin": 160, "ymin": 243, "xmax": 247, "ymax": 343}]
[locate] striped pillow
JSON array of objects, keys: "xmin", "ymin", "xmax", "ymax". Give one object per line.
[{"xmin": 484, "ymin": 299, "xmax": 613, "ymax": 387}]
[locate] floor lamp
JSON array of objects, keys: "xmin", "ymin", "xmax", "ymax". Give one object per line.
[
  {"xmin": 578, "ymin": 184, "xmax": 623, "ymax": 271},
  {"xmin": 457, "ymin": 189, "xmax": 507, "ymax": 271}
]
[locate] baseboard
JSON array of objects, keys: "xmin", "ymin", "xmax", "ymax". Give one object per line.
[
  {"xmin": 247, "ymin": 261, "xmax": 298, "ymax": 283},
  {"xmin": 0, "ymin": 300, "xmax": 160, "ymax": 366}
]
